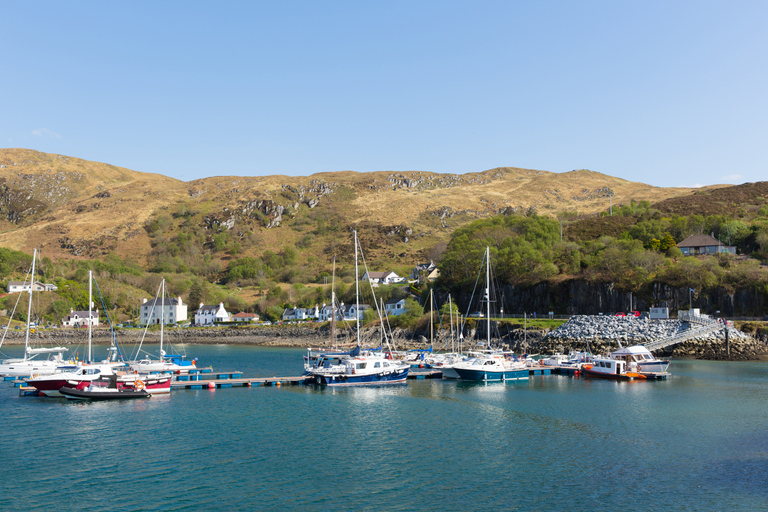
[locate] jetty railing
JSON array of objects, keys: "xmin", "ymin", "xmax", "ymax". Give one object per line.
[{"xmin": 644, "ymin": 313, "xmax": 724, "ymax": 352}]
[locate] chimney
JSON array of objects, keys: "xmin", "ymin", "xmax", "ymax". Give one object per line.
[{"xmin": 143, "ymin": 298, "xmax": 147, "ymax": 304}]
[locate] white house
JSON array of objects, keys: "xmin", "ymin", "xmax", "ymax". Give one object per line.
[
  {"xmin": 385, "ymin": 298, "xmax": 407, "ymax": 317},
  {"xmin": 282, "ymin": 305, "xmax": 319, "ymax": 322},
  {"xmin": 62, "ymin": 308, "xmax": 99, "ymax": 327},
  {"xmin": 140, "ymin": 296, "xmax": 188, "ymax": 326},
  {"xmin": 318, "ymin": 303, "xmax": 344, "ymax": 322},
  {"xmin": 340, "ymin": 303, "xmax": 371, "ymax": 321},
  {"xmin": 7, "ymin": 281, "xmax": 58, "ymax": 293},
  {"xmin": 195, "ymin": 303, "xmax": 230, "ymax": 325},
  {"xmin": 231, "ymin": 312, "xmax": 259, "ymax": 323},
  {"xmin": 361, "ymin": 271, "xmax": 404, "ymax": 286}
]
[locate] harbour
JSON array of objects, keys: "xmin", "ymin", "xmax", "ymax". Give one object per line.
[{"xmin": 1, "ymin": 345, "xmax": 767, "ymax": 511}]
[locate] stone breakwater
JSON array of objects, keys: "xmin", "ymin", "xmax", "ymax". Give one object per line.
[{"xmin": 541, "ymin": 315, "xmax": 767, "ymax": 361}]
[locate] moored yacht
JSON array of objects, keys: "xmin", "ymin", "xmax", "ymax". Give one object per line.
[
  {"xmin": 452, "ymin": 353, "xmax": 528, "ymax": 382},
  {"xmin": 311, "ymin": 350, "xmax": 409, "ymax": 386}
]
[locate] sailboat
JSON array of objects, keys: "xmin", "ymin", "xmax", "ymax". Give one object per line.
[
  {"xmin": 28, "ymin": 270, "xmax": 127, "ymax": 396},
  {"xmin": 452, "ymin": 247, "xmax": 528, "ymax": 382},
  {"xmin": 302, "ymin": 257, "xmax": 360, "ymax": 375},
  {"xmin": 130, "ymin": 278, "xmax": 194, "ymax": 374},
  {"xmin": 310, "ymin": 231, "xmax": 410, "ymax": 386},
  {"xmin": 0, "ymin": 249, "xmax": 70, "ymax": 377}
]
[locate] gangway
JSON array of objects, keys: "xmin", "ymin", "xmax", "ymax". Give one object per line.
[{"xmin": 644, "ymin": 311, "xmax": 725, "ymax": 352}]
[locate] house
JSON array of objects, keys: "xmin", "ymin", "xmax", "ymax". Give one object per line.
[
  {"xmin": 62, "ymin": 308, "xmax": 99, "ymax": 327},
  {"xmin": 140, "ymin": 296, "xmax": 188, "ymax": 326},
  {"xmin": 195, "ymin": 302, "xmax": 230, "ymax": 325},
  {"xmin": 231, "ymin": 312, "xmax": 259, "ymax": 323},
  {"xmin": 677, "ymin": 234, "xmax": 736, "ymax": 256},
  {"xmin": 384, "ymin": 298, "xmax": 407, "ymax": 317},
  {"xmin": 318, "ymin": 303, "xmax": 343, "ymax": 322},
  {"xmin": 340, "ymin": 303, "xmax": 371, "ymax": 321},
  {"xmin": 282, "ymin": 305, "xmax": 319, "ymax": 322},
  {"xmin": 361, "ymin": 271, "xmax": 404, "ymax": 286},
  {"xmin": 7, "ymin": 281, "xmax": 58, "ymax": 293},
  {"xmin": 410, "ymin": 261, "xmax": 437, "ymax": 283}
]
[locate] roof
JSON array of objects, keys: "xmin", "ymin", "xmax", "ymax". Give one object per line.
[
  {"xmin": 197, "ymin": 304, "xmax": 220, "ymax": 313},
  {"xmin": 385, "ymin": 298, "xmax": 406, "ymax": 305},
  {"xmin": 69, "ymin": 310, "xmax": 97, "ymax": 318},
  {"xmin": 677, "ymin": 234, "xmax": 724, "ymax": 248},
  {"xmin": 144, "ymin": 297, "xmax": 181, "ymax": 307},
  {"xmin": 232, "ymin": 312, "xmax": 258, "ymax": 318}
]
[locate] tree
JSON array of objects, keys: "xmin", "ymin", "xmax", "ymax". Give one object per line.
[{"xmin": 189, "ymin": 281, "xmax": 205, "ymax": 307}]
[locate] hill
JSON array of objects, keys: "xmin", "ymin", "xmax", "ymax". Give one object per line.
[{"xmin": 0, "ymin": 148, "xmax": 711, "ymax": 272}]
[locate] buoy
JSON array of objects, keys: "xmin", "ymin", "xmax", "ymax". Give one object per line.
[
  {"xmin": 574, "ymin": 370, "xmax": 580, "ymax": 376},
  {"xmin": 207, "ymin": 381, "xmax": 216, "ymax": 389},
  {"xmin": 275, "ymin": 381, "xmax": 281, "ymax": 387},
  {"xmin": 245, "ymin": 382, "xmax": 251, "ymax": 387}
]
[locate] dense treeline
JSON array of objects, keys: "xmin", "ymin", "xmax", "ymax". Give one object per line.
[{"xmin": 437, "ymin": 206, "xmax": 768, "ymax": 305}]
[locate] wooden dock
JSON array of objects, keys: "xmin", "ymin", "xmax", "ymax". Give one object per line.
[{"xmin": 14, "ymin": 364, "xmax": 654, "ymax": 396}]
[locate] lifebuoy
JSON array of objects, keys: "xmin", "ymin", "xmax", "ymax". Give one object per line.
[{"xmin": 135, "ymin": 380, "xmax": 146, "ymax": 391}]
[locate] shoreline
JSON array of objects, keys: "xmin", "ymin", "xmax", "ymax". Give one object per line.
[{"xmin": 3, "ymin": 321, "xmax": 767, "ymax": 361}]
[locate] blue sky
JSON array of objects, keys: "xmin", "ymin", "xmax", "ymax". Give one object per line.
[{"xmin": 2, "ymin": 1, "xmax": 766, "ymax": 187}]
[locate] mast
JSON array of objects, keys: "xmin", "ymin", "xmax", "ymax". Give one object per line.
[
  {"xmin": 430, "ymin": 289, "xmax": 434, "ymax": 349},
  {"xmin": 23, "ymin": 249, "xmax": 37, "ymax": 359},
  {"xmin": 486, "ymin": 246, "xmax": 491, "ymax": 349},
  {"xmin": 331, "ymin": 257, "xmax": 336, "ymax": 347},
  {"xmin": 88, "ymin": 270, "xmax": 93, "ymax": 363},
  {"xmin": 160, "ymin": 278, "xmax": 165, "ymax": 356},
  {"xmin": 449, "ymin": 294, "xmax": 454, "ymax": 353},
  {"xmin": 354, "ymin": 231, "xmax": 360, "ymax": 348}
]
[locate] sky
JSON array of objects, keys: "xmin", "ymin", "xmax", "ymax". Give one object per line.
[{"xmin": 2, "ymin": 1, "xmax": 766, "ymax": 188}]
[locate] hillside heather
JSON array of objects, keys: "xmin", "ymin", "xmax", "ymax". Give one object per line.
[{"xmin": 0, "ymin": 149, "xmax": 767, "ymax": 328}]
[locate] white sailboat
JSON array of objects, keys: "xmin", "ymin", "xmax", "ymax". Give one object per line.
[
  {"xmin": 452, "ymin": 247, "xmax": 528, "ymax": 382},
  {"xmin": 0, "ymin": 249, "xmax": 70, "ymax": 377}
]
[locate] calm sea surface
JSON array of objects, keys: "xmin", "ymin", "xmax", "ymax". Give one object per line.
[{"xmin": 1, "ymin": 344, "xmax": 767, "ymax": 511}]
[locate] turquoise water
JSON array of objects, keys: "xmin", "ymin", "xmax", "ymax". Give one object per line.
[{"xmin": 1, "ymin": 345, "xmax": 767, "ymax": 511}]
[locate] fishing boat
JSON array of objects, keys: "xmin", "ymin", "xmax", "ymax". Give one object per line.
[
  {"xmin": 581, "ymin": 357, "xmax": 642, "ymax": 380},
  {"xmin": 59, "ymin": 375, "xmax": 151, "ymax": 400},
  {"xmin": 310, "ymin": 231, "xmax": 409, "ymax": 386},
  {"xmin": 609, "ymin": 345, "xmax": 670, "ymax": 376},
  {"xmin": 0, "ymin": 249, "xmax": 70, "ymax": 377}
]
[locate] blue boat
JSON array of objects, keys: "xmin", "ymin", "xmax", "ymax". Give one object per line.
[
  {"xmin": 312, "ymin": 351, "xmax": 410, "ymax": 386},
  {"xmin": 452, "ymin": 355, "xmax": 529, "ymax": 381}
]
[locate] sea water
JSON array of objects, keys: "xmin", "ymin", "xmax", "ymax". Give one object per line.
[{"xmin": 1, "ymin": 345, "xmax": 767, "ymax": 511}]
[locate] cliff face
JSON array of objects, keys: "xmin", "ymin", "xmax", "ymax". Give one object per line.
[{"xmin": 484, "ymin": 280, "xmax": 767, "ymax": 317}]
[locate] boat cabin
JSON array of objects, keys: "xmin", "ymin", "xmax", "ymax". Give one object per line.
[{"xmin": 590, "ymin": 358, "xmax": 627, "ymax": 375}]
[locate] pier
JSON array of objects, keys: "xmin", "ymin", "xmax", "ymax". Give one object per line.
[{"xmin": 12, "ymin": 364, "xmax": 664, "ymax": 396}]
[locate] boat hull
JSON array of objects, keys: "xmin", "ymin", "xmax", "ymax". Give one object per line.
[
  {"xmin": 441, "ymin": 367, "xmax": 461, "ymax": 379},
  {"xmin": 581, "ymin": 367, "xmax": 635, "ymax": 380},
  {"xmin": 453, "ymin": 368, "xmax": 529, "ymax": 381},
  {"xmin": 60, "ymin": 387, "xmax": 151, "ymax": 400},
  {"xmin": 315, "ymin": 368, "xmax": 409, "ymax": 386}
]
